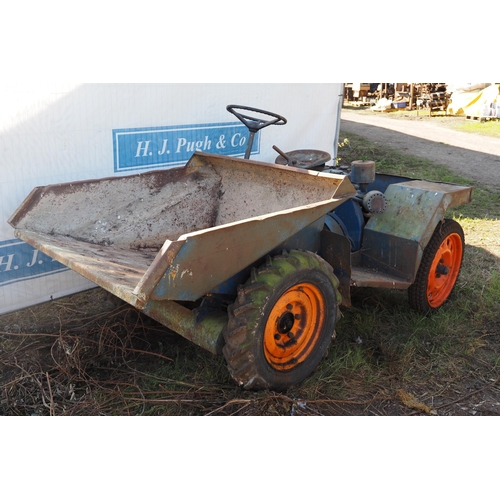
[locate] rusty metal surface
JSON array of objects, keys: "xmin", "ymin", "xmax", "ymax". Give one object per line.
[
  {"xmin": 350, "ymin": 266, "xmax": 412, "ymax": 289},
  {"xmin": 9, "ymin": 163, "xmax": 221, "ymax": 248},
  {"xmin": 152, "ymin": 197, "xmax": 351, "ymax": 301},
  {"xmin": 365, "ymin": 180, "xmax": 472, "ymax": 242},
  {"xmin": 15, "ymin": 230, "xmax": 156, "ymax": 308},
  {"xmin": 361, "ymin": 180, "xmax": 473, "ymax": 283},
  {"xmin": 350, "ymin": 160, "xmax": 376, "ymax": 186},
  {"xmin": 143, "ymin": 299, "xmax": 227, "ymax": 354},
  {"xmin": 10, "ymin": 152, "xmax": 357, "ymax": 306},
  {"xmin": 320, "ymin": 230, "xmax": 352, "ymax": 307},
  {"xmin": 358, "ymin": 232, "xmax": 420, "ymax": 283},
  {"xmin": 275, "ymin": 149, "xmax": 331, "ymax": 169}
]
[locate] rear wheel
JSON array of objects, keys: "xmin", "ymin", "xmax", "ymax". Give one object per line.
[
  {"xmin": 223, "ymin": 250, "xmax": 341, "ymax": 390},
  {"xmin": 408, "ymin": 219, "xmax": 465, "ymax": 313}
]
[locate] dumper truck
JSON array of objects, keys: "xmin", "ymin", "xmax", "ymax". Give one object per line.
[{"xmin": 9, "ymin": 105, "xmax": 473, "ymax": 390}]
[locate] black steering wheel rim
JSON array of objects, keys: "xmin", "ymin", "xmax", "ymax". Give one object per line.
[{"xmin": 227, "ymin": 104, "xmax": 287, "ymax": 133}]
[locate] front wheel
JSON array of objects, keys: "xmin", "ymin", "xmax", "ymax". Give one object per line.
[
  {"xmin": 222, "ymin": 250, "xmax": 341, "ymax": 391},
  {"xmin": 408, "ymin": 219, "xmax": 465, "ymax": 313}
]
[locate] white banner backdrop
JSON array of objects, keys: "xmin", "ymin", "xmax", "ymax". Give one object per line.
[{"xmin": 0, "ymin": 83, "xmax": 343, "ymax": 314}]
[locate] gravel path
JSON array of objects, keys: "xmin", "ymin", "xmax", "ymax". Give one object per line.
[{"xmin": 340, "ymin": 110, "xmax": 500, "ymax": 189}]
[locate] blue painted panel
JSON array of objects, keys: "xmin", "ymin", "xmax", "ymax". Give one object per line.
[
  {"xmin": 0, "ymin": 239, "xmax": 67, "ymax": 288},
  {"xmin": 331, "ymin": 199, "xmax": 364, "ymax": 252},
  {"xmin": 113, "ymin": 122, "xmax": 259, "ymax": 172}
]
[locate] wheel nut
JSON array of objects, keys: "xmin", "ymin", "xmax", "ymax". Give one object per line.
[{"xmin": 436, "ymin": 264, "xmax": 449, "ymax": 275}]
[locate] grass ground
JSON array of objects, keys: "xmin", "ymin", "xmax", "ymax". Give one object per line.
[
  {"xmin": 448, "ymin": 119, "xmax": 500, "ymax": 137},
  {"xmin": 343, "ymin": 104, "xmax": 500, "ymax": 138},
  {"xmin": 1, "ymin": 133, "xmax": 499, "ymax": 416}
]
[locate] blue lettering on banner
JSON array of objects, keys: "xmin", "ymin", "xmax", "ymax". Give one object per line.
[
  {"xmin": 113, "ymin": 122, "xmax": 259, "ymax": 172},
  {"xmin": 0, "ymin": 239, "xmax": 67, "ymax": 287}
]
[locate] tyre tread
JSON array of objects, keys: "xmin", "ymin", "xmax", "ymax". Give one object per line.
[
  {"xmin": 408, "ymin": 219, "xmax": 465, "ymax": 313},
  {"xmin": 223, "ymin": 250, "xmax": 340, "ymax": 390}
]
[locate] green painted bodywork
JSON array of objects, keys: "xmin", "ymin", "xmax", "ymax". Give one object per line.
[{"xmin": 361, "ymin": 180, "xmax": 473, "ymax": 282}]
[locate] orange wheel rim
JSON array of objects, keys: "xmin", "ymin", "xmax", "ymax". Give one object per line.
[
  {"xmin": 263, "ymin": 283, "xmax": 326, "ymax": 371},
  {"xmin": 427, "ymin": 232, "xmax": 463, "ymax": 308}
]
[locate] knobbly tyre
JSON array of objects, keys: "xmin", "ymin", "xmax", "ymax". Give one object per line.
[{"xmin": 9, "ymin": 105, "xmax": 473, "ymax": 391}]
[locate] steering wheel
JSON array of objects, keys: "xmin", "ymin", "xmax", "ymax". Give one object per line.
[{"xmin": 226, "ymin": 105, "xmax": 287, "ymax": 133}]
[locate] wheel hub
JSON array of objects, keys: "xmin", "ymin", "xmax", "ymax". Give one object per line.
[
  {"xmin": 277, "ymin": 311, "xmax": 295, "ymax": 334},
  {"xmin": 264, "ymin": 283, "xmax": 326, "ymax": 371},
  {"xmin": 427, "ymin": 233, "xmax": 463, "ymax": 307},
  {"xmin": 436, "ymin": 260, "xmax": 449, "ymax": 277}
]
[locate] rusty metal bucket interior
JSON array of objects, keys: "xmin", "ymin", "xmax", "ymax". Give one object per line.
[{"xmin": 9, "ymin": 153, "xmax": 355, "ymax": 308}]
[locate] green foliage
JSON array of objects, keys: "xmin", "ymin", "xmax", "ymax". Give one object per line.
[
  {"xmin": 449, "ymin": 119, "xmax": 500, "ymax": 138},
  {"xmin": 335, "ymin": 137, "xmax": 350, "ymax": 166}
]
